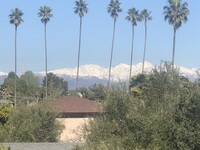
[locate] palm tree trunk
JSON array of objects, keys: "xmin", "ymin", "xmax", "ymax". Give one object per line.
[
  {"xmin": 108, "ymin": 19, "xmax": 116, "ymax": 88},
  {"xmin": 76, "ymin": 17, "xmax": 82, "ymax": 91},
  {"xmin": 44, "ymin": 23, "xmax": 48, "ymax": 100},
  {"xmin": 142, "ymin": 21, "xmax": 147, "ymax": 74},
  {"xmin": 14, "ymin": 26, "xmax": 17, "ymax": 107},
  {"xmin": 129, "ymin": 25, "xmax": 134, "ymax": 92},
  {"xmin": 172, "ymin": 28, "xmax": 176, "ymax": 69}
]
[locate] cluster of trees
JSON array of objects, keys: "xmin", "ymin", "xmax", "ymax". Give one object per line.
[
  {"xmin": 0, "ymin": 71, "xmax": 68, "ymax": 104},
  {"xmin": 0, "ymin": 102, "xmax": 63, "ymax": 143},
  {"xmin": 79, "ymin": 64, "xmax": 200, "ymax": 149}
]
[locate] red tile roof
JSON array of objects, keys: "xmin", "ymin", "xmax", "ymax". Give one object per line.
[{"xmin": 54, "ymin": 96, "xmax": 103, "ymax": 115}]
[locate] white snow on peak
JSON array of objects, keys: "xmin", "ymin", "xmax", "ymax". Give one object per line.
[
  {"xmin": 0, "ymin": 72, "xmax": 7, "ymax": 76},
  {"xmin": 47, "ymin": 62, "xmax": 155, "ymax": 81},
  {"xmin": 33, "ymin": 61, "xmax": 200, "ymax": 82}
]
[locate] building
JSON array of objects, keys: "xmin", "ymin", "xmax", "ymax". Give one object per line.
[{"xmin": 54, "ymin": 96, "xmax": 103, "ymax": 142}]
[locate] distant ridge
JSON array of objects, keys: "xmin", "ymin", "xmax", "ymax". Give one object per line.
[
  {"xmin": 46, "ymin": 61, "xmax": 199, "ymax": 82},
  {"xmin": 46, "ymin": 61, "xmax": 155, "ymax": 82},
  {"xmin": 1, "ymin": 62, "xmax": 199, "ymax": 89}
]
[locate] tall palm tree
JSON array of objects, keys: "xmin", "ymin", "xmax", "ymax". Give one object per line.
[
  {"xmin": 74, "ymin": 0, "xmax": 88, "ymax": 91},
  {"xmin": 9, "ymin": 8, "xmax": 23, "ymax": 106},
  {"xmin": 107, "ymin": 0, "xmax": 122, "ymax": 88},
  {"xmin": 126, "ymin": 8, "xmax": 141, "ymax": 91},
  {"xmin": 141, "ymin": 9, "xmax": 152, "ymax": 74},
  {"xmin": 38, "ymin": 6, "xmax": 53, "ymax": 100},
  {"xmin": 163, "ymin": 0, "xmax": 189, "ymax": 68}
]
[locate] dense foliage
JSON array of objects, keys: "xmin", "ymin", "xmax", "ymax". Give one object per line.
[
  {"xmin": 0, "ymin": 105, "xmax": 13, "ymax": 142},
  {"xmin": 0, "ymin": 102, "xmax": 63, "ymax": 142},
  {"xmin": 82, "ymin": 65, "xmax": 200, "ymax": 149},
  {"xmin": 0, "ymin": 71, "xmax": 68, "ymax": 104}
]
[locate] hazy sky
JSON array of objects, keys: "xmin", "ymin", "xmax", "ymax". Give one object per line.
[{"xmin": 0, "ymin": 0, "xmax": 200, "ymax": 74}]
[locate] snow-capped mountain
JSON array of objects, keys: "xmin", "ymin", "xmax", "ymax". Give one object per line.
[
  {"xmin": 0, "ymin": 71, "xmax": 7, "ymax": 76},
  {"xmin": 0, "ymin": 72, "xmax": 7, "ymax": 85},
  {"xmin": 1, "ymin": 62, "xmax": 200, "ymax": 89},
  {"xmin": 48, "ymin": 62, "xmax": 198, "ymax": 81},
  {"xmin": 48, "ymin": 62, "xmax": 155, "ymax": 82},
  {"xmin": 43, "ymin": 62, "xmax": 198, "ymax": 89}
]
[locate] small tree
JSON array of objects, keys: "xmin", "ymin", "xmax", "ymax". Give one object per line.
[
  {"xmin": 19, "ymin": 71, "xmax": 41, "ymax": 101},
  {"xmin": 42, "ymin": 73, "xmax": 68, "ymax": 99},
  {"xmin": 7, "ymin": 102, "xmax": 63, "ymax": 142}
]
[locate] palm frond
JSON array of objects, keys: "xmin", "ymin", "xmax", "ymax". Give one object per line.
[
  {"xmin": 9, "ymin": 8, "xmax": 24, "ymax": 27},
  {"xmin": 126, "ymin": 7, "xmax": 141, "ymax": 26},
  {"xmin": 163, "ymin": 0, "xmax": 189, "ymax": 30},
  {"xmin": 107, "ymin": 0, "xmax": 122, "ymax": 21},
  {"xmin": 74, "ymin": 0, "xmax": 88, "ymax": 18},
  {"xmin": 141, "ymin": 9, "xmax": 153, "ymax": 23},
  {"xmin": 38, "ymin": 6, "xmax": 53, "ymax": 24}
]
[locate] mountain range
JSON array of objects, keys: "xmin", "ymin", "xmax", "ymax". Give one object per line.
[{"xmin": 0, "ymin": 62, "xmax": 199, "ymax": 90}]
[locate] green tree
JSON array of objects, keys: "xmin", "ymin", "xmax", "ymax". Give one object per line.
[
  {"xmin": 74, "ymin": 0, "xmax": 88, "ymax": 91},
  {"xmin": 163, "ymin": 0, "xmax": 189, "ymax": 68},
  {"xmin": 1, "ymin": 72, "xmax": 40, "ymax": 103},
  {"xmin": 7, "ymin": 102, "xmax": 63, "ymax": 142},
  {"xmin": 19, "ymin": 71, "xmax": 41, "ymax": 101},
  {"xmin": 9, "ymin": 8, "xmax": 24, "ymax": 107},
  {"xmin": 107, "ymin": 0, "xmax": 122, "ymax": 88},
  {"xmin": 140, "ymin": 9, "xmax": 152, "ymax": 74},
  {"xmin": 126, "ymin": 8, "xmax": 141, "ymax": 90},
  {"xmin": 42, "ymin": 73, "xmax": 68, "ymax": 99},
  {"xmin": 38, "ymin": 6, "xmax": 53, "ymax": 100},
  {"xmin": 1, "ymin": 72, "xmax": 20, "ymax": 100}
]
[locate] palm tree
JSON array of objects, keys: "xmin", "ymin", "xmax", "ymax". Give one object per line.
[
  {"xmin": 126, "ymin": 8, "xmax": 141, "ymax": 91},
  {"xmin": 74, "ymin": 0, "xmax": 88, "ymax": 91},
  {"xmin": 163, "ymin": 0, "xmax": 189, "ymax": 68},
  {"xmin": 107, "ymin": 0, "xmax": 122, "ymax": 88},
  {"xmin": 38, "ymin": 6, "xmax": 53, "ymax": 100},
  {"xmin": 9, "ymin": 8, "xmax": 23, "ymax": 106},
  {"xmin": 141, "ymin": 9, "xmax": 152, "ymax": 74}
]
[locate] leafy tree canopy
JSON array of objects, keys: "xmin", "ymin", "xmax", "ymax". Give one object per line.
[
  {"xmin": 82, "ymin": 64, "xmax": 200, "ymax": 149},
  {"xmin": 5, "ymin": 102, "xmax": 63, "ymax": 142}
]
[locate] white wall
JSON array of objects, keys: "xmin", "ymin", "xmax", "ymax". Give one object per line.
[{"xmin": 57, "ymin": 118, "xmax": 92, "ymax": 142}]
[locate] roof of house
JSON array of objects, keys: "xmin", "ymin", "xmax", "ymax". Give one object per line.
[
  {"xmin": 2, "ymin": 143, "xmax": 80, "ymax": 150},
  {"xmin": 54, "ymin": 96, "xmax": 103, "ymax": 114}
]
